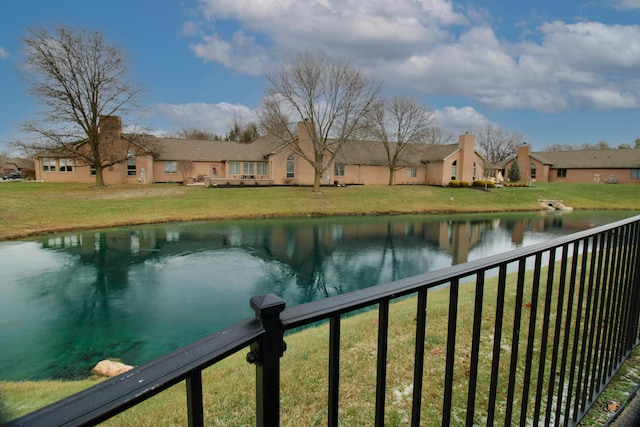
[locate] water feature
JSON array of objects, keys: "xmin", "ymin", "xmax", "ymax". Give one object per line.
[{"xmin": 0, "ymin": 210, "xmax": 637, "ymax": 381}]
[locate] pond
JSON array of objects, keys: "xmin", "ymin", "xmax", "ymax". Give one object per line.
[{"xmin": 0, "ymin": 210, "xmax": 637, "ymax": 381}]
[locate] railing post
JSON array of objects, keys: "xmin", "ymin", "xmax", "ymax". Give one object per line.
[{"xmin": 247, "ymin": 294, "xmax": 286, "ymax": 427}]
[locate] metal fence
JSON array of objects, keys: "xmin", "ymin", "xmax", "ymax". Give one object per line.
[{"xmin": 7, "ymin": 215, "xmax": 640, "ymax": 426}]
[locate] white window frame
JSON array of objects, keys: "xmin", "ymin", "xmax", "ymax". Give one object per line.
[
  {"xmin": 164, "ymin": 161, "xmax": 177, "ymax": 174},
  {"xmin": 229, "ymin": 161, "xmax": 241, "ymax": 175},
  {"xmin": 257, "ymin": 162, "xmax": 268, "ymax": 176}
]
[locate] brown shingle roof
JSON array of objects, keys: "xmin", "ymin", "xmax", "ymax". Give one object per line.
[
  {"xmin": 147, "ymin": 136, "xmax": 284, "ymax": 162},
  {"xmin": 147, "ymin": 136, "xmax": 462, "ymax": 166},
  {"xmin": 336, "ymin": 140, "xmax": 460, "ymax": 166},
  {"xmin": 533, "ymin": 148, "xmax": 640, "ymax": 169}
]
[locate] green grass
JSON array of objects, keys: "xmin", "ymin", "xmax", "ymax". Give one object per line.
[{"xmin": 1, "ymin": 181, "xmax": 640, "ymax": 241}]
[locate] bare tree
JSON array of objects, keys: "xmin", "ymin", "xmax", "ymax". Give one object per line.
[
  {"xmin": 366, "ymin": 95, "xmax": 435, "ymax": 185},
  {"xmin": 164, "ymin": 128, "xmax": 221, "ymax": 141},
  {"xmin": 475, "ymin": 125, "xmax": 525, "ymax": 163},
  {"xmin": 545, "ymin": 143, "xmax": 576, "ymax": 152},
  {"xmin": 16, "ymin": 26, "xmax": 143, "ymax": 186},
  {"xmin": 258, "ymin": 52, "xmax": 381, "ymax": 192},
  {"xmin": 424, "ymin": 127, "xmax": 456, "ymax": 145}
]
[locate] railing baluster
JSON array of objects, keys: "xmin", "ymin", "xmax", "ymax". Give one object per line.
[
  {"xmin": 535, "ymin": 248, "xmax": 555, "ymax": 427},
  {"xmin": 505, "ymin": 259, "xmax": 526, "ymax": 425},
  {"xmin": 465, "ymin": 272, "xmax": 484, "ymax": 427},
  {"xmin": 548, "ymin": 244, "xmax": 568, "ymax": 425},
  {"xmin": 594, "ymin": 232, "xmax": 612, "ymax": 391},
  {"xmin": 487, "ymin": 265, "xmax": 506, "ymax": 425},
  {"xmin": 186, "ymin": 371, "xmax": 204, "ymax": 427},
  {"xmin": 411, "ymin": 288, "xmax": 428, "ymax": 427},
  {"xmin": 375, "ymin": 300, "xmax": 390, "ymax": 427},
  {"xmin": 328, "ymin": 314, "xmax": 341, "ymax": 427},
  {"xmin": 520, "ymin": 253, "xmax": 542, "ymax": 426},
  {"xmin": 561, "ymin": 242, "xmax": 581, "ymax": 427},
  {"xmin": 442, "ymin": 278, "xmax": 460, "ymax": 426}
]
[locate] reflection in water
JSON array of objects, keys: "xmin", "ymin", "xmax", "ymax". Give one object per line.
[{"xmin": 0, "ymin": 210, "xmax": 636, "ymax": 381}]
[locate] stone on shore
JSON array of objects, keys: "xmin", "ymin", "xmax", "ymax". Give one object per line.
[{"xmin": 92, "ymin": 359, "xmax": 134, "ymax": 377}]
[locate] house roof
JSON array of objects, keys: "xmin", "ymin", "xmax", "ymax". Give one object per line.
[
  {"xmin": 147, "ymin": 135, "xmax": 464, "ymax": 167},
  {"xmin": 146, "ymin": 136, "xmax": 284, "ymax": 162},
  {"xmin": 532, "ymin": 148, "xmax": 640, "ymax": 169},
  {"xmin": 3, "ymin": 157, "xmax": 35, "ymax": 170}
]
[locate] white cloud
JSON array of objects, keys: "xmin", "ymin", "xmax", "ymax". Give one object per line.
[
  {"xmin": 190, "ymin": 31, "xmax": 269, "ymax": 75},
  {"xmin": 434, "ymin": 106, "xmax": 494, "ymax": 135},
  {"xmin": 0, "ymin": 47, "xmax": 9, "ymax": 59},
  {"xmin": 151, "ymin": 102, "xmax": 257, "ymax": 135},
  {"xmin": 188, "ymin": 0, "xmax": 640, "ymax": 113},
  {"xmin": 613, "ymin": 0, "xmax": 640, "ymax": 10}
]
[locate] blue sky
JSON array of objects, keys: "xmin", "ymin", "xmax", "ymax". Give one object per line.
[{"xmin": 1, "ymin": 0, "xmax": 639, "ymax": 154}]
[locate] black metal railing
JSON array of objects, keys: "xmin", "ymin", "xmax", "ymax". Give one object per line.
[{"xmin": 7, "ymin": 215, "xmax": 640, "ymax": 426}]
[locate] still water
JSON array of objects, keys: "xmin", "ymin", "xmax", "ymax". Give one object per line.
[{"xmin": 0, "ymin": 210, "xmax": 637, "ymax": 381}]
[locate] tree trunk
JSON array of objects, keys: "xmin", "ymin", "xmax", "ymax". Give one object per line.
[
  {"xmin": 94, "ymin": 164, "xmax": 106, "ymax": 187},
  {"xmin": 313, "ymin": 169, "xmax": 322, "ymax": 193},
  {"xmin": 388, "ymin": 167, "xmax": 396, "ymax": 186}
]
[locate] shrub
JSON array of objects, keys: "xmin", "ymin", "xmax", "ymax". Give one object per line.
[
  {"xmin": 460, "ymin": 181, "xmax": 470, "ymax": 187},
  {"xmin": 448, "ymin": 180, "xmax": 460, "ymax": 188},
  {"xmin": 473, "ymin": 180, "xmax": 496, "ymax": 188}
]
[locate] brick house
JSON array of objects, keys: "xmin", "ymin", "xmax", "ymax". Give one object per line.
[
  {"xmin": 504, "ymin": 143, "xmax": 640, "ymax": 184},
  {"xmin": 33, "ymin": 117, "xmax": 486, "ymax": 186}
]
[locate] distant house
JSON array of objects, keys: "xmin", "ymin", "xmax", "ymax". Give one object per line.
[
  {"xmin": 2, "ymin": 157, "xmax": 34, "ymax": 176},
  {"xmin": 33, "ymin": 117, "xmax": 487, "ymax": 186},
  {"xmin": 504, "ymin": 143, "xmax": 640, "ymax": 184}
]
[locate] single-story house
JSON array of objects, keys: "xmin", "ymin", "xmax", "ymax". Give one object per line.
[
  {"xmin": 33, "ymin": 116, "xmax": 487, "ymax": 186},
  {"xmin": 504, "ymin": 143, "xmax": 640, "ymax": 184},
  {"xmin": 2, "ymin": 157, "xmax": 35, "ymax": 178}
]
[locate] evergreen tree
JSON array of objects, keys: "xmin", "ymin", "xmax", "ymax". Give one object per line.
[{"xmin": 508, "ymin": 161, "xmax": 521, "ymax": 182}]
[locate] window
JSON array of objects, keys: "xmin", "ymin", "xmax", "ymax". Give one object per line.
[
  {"xmin": 257, "ymin": 162, "xmax": 268, "ymax": 175},
  {"xmin": 244, "ymin": 162, "xmax": 254, "ymax": 175},
  {"xmin": 90, "ymin": 164, "xmax": 96, "ymax": 176},
  {"xmin": 230, "ymin": 161, "xmax": 241, "ymax": 175},
  {"xmin": 632, "ymin": 169, "xmax": 640, "ymax": 179},
  {"xmin": 334, "ymin": 163, "xmax": 344, "ymax": 176},
  {"xmin": 127, "ymin": 152, "xmax": 137, "ymax": 176},
  {"xmin": 557, "ymin": 168, "xmax": 567, "ymax": 178},
  {"xmin": 408, "ymin": 167, "xmax": 417, "ymax": 178},
  {"xmin": 42, "ymin": 158, "xmax": 56, "ymax": 172},
  {"xmin": 59, "ymin": 159, "xmax": 73, "ymax": 172},
  {"xmin": 451, "ymin": 160, "xmax": 457, "ymax": 180},
  {"xmin": 286, "ymin": 154, "xmax": 295, "ymax": 178},
  {"xmin": 530, "ymin": 163, "xmax": 536, "ymax": 180},
  {"xmin": 164, "ymin": 161, "xmax": 177, "ymax": 174}
]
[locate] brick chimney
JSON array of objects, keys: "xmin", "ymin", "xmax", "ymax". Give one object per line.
[
  {"xmin": 458, "ymin": 133, "xmax": 476, "ymax": 182},
  {"xmin": 297, "ymin": 120, "xmax": 312, "ymax": 143},
  {"xmin": 99, "ymin": 116, "xmax": 122, "ymax": 142},
  {"xmin": 517, "ymin": 143, "xmax": 531, "ymax": 181}
]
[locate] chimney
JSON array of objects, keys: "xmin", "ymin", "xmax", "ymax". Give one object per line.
[
  {"xmin": 99, "ymin": 116, "xmax": 122, "ymax": 141},
  {"xmin": 517, "ymin": 143, "xmax": 531, "ymax": 180},
  {"xmin": 458, "ymin": 133, "xmax": 476, "ymax": 182},
  {"xmin": 297, "ymin": 120, "xmax": 312, "ymax": 143}
]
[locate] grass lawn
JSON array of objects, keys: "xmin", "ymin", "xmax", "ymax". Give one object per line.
[{"xmin": 1, "ymin": 181, "xmax": 639, "ymax": 241}]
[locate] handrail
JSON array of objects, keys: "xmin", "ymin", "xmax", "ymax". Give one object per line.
[{"xmin": 6, "ymin": 318, "xmax": 264, "ymax": 427}]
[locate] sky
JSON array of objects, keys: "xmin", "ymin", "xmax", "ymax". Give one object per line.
[{"xmin": 1, "ymin": 0, "xmax": 639, "ymax": 155}]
